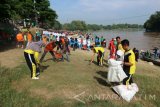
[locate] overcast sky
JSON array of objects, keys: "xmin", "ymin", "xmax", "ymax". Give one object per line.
[{"xmin": 50, "ymin": 0, "xmax": 160, "ymax": 25}]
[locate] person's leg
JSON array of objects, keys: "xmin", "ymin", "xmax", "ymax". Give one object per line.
[
  {"xmin": 17, "ymin": 41, "xmax": 20, "ymax": 48},
  {"xmin": 123, "ymin": 73, "xmax": 133, "ymax": 85},
  {"xmin": 30, "ymin": 54, "xmax": 39, "ymax": 78},
  {"xmin": 24, "ymin": 52, "xmax": 38, "ymax": 79},
  {"xmin": 79, "ymin": 43, "xmax": 81, "ymax": 48},
  {"xmin": 88, "ymin": 45, "xmax": 90, "ymax": 51},
  {"xmin": 68, "ymin": 46, "xmax": 71, "ymax": 54},
  {"xmin": 20, "ymin": 41, "xmax": 24, "ymax": 48},
  {"xmin": 73, "ymin": 43, "xmax": 75, "ymax": 51},
  {"xmin": 24, "ymin": 52, "xmax": 32, "ymax": 72},
  {"xmin": 97, "ymin": 54, "xmax": 100, "ymax": 65},
  {"xmin": 66, "ymin": 52, "xmax": 70, "ymax": 62},
  {"xmin": 49, "ymin": 51, "xmax": 55, "ymax": 60},
  {"xmin": 40, "ymin": 51, "xmax": 48, "ymax": 63},
  {"xmin": 80, "ymin": 44, "xmax": 82, "ymax": 49},
  {"xmin": 99, "ymin": 51, "xmax": 103, "ymax": 66},
  {"xmin": 61, "ymin": 54, "xmax": 64, "ymax": 61}
]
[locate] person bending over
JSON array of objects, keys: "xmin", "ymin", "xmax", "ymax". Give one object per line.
[
  {"xmin": 40, "ymin": 40, "xmax": 58, "ymax": 63},
  {"xmin": 24, "ymin": 38, "xmax": 47, "ymax": 79},
  {"xmin": 90, "ymin": 46, "xmax": 105, "ymax": 66}
]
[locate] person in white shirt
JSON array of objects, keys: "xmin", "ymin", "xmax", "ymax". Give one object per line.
[
  {"xmin": 107, "ymin": 50, "xmax": 127, "ymax": 83},
  {"xmin": 87, "ymin": 39, "xmax": 91, "ymax": 50},
  {"xmin": 78, "ymin": 38, "xmax": 82, "ymax": 48}
]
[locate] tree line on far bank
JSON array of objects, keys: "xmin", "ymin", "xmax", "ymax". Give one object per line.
[
  {"xmin": 58, "ymin": 21, "xmax": 143, "ymax": 31},
  {"xmin": 144, "ymin": 11, "xmax": 160, "ymax": 32}
]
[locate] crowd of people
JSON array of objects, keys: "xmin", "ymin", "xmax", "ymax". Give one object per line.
[
  {"xmin": 15, "ymin": 30, "xmax": 140, "ymax": 101},
  {"xmin": 16, "ymin": 30, "xmax": 137, "ymax": 87},
  {"xmin": 90, "ymin": 36, "xmax": 137, "ymax": 86}
]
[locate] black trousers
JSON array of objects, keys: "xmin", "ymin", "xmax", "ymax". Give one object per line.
[
  {"xmin": 123, "ymin": 71, "xmax": 133, "ymax": 85},
  {"xmin": 24, "ymin": 52, "xmax": 40, "ymax": 78},
  {"xmin": 40, "ymin": 51, "xmax": 55, "ymax": 62},
  {"xmin": 97, "ymin": 51, "xmax": 103, "ymax": 65}
]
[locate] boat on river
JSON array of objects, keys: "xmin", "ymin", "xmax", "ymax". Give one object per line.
[{"xmin": 140, "ymin": 52, "xmax": 160, "ymax": 66}]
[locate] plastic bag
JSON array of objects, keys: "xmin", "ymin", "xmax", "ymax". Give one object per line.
[
  {"xmin": 108, "ymin": 59, "xmax": 127, "ymax": 82},
  {"xmin": 112, "ymin": 83, "xmax": 139, "ymax": 102}
]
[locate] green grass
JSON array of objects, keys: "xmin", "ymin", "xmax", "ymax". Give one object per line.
[
  {"xmin": 0, "ymin": 50, "xmax": 160, "ymax": 107},
  {"xmin": 0, "ymin": 65, "xmax": 45, "ymax": 107}
]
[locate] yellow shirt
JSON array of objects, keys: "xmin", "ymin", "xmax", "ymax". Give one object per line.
[
  {"xmin": 124, "ymin": 49, "xmax": 136, "ymax": 74},
  {"xmin": 94, "ymin": 47, "xmax": 105, "ymax": 53}
]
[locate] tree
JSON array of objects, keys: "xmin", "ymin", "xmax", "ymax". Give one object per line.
[
  {"xmin": 36, "ymin": 0, "xmax": 57, "ymax": 28},
  {"xmin": 53, "ymin": 20, "xmax": 62, "ymax": 30},
  {"xmin": 144, "ymin": 11, "xmax": 160, "ymax": 32},
  {"xmin": 0, "ymin": 0, "xmax": 12, "ymax": 22},
  {"xmin": 62, "ymin": 20, "xmax": 87, "ymax": 31},
  {"xmin": 0, "ymin": 0, "xmax": 58, "ymax": 29}
]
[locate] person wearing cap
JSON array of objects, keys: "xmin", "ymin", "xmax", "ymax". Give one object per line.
[
  {"xmin": 24, "ymin": 37, "xmax": 47, "ymax": 79},
  {"xmin": 90, "ymin": 46, "xmax": 105, "ymax": 66}
]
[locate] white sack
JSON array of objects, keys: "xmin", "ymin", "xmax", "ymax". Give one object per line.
[
  {"xmin": 112, "ymin": 83, "xmax": 139, "ymax": 102},
  {"xmin": 107, "ymin": 59, "xmax": 127, "ymax": 82}
]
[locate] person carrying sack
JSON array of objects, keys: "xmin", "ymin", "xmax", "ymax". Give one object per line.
[
  {"xmin": 107, "ymin": 50, "xmax": 127, "ymax": 83},
  {"xmin": 121, "ymin": 39, "xmax": 136, "ymax": 85}
]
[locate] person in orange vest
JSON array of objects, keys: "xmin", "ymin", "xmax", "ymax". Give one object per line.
[
  {"xmin": 16, "ymin": 31, "xmax": 24, "ymax": 48},
  {"xmin": 40, "ymin": 40, "xmax": 58, "ymax": 63},
  {"xmin": 27, "ymin": 31, "xmax": 33, "ymax": 46}
]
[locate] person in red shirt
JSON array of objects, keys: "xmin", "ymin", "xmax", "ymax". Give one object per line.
[
  {"xmin": 108, "ymin": 38, "xmax": 117, "ymax": 59},
  {"xmin": 40, "ymin": 40, "xmax": 58, "ymax": 63}
]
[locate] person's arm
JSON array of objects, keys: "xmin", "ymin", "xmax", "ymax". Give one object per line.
[
  {"xmin": 123, "ymin": 62, "xmax": 133, "ymax": 66},
  {"xmin": 90, "ymin": 53, "xmax": 95, "ymax": 63},
  {"xmin": 61, "ymin": 44, "xmax": 65, "ymax": 54},
  {"xmin": 124, "ymin": 53, "xmax": 135, "ymax": 66}
]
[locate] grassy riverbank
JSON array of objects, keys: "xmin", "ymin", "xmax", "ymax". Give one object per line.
[{"xmin": 0, "ymin": 48, "xmax": 160, "ymax": 107}]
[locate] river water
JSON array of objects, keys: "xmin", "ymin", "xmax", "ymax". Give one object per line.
[{"xmin": 93, "ymin": 30, "xmax": 160, "ymax": 51}]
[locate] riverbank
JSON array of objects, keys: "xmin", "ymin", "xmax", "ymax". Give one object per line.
[{"xmin": 0, "ymin": 48, "xmax": 160, "ymax": 107}]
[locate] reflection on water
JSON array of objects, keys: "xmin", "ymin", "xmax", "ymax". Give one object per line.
[{"xmin": 93, "ymin": 30, "xmax": 160, "ymax": 51}]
